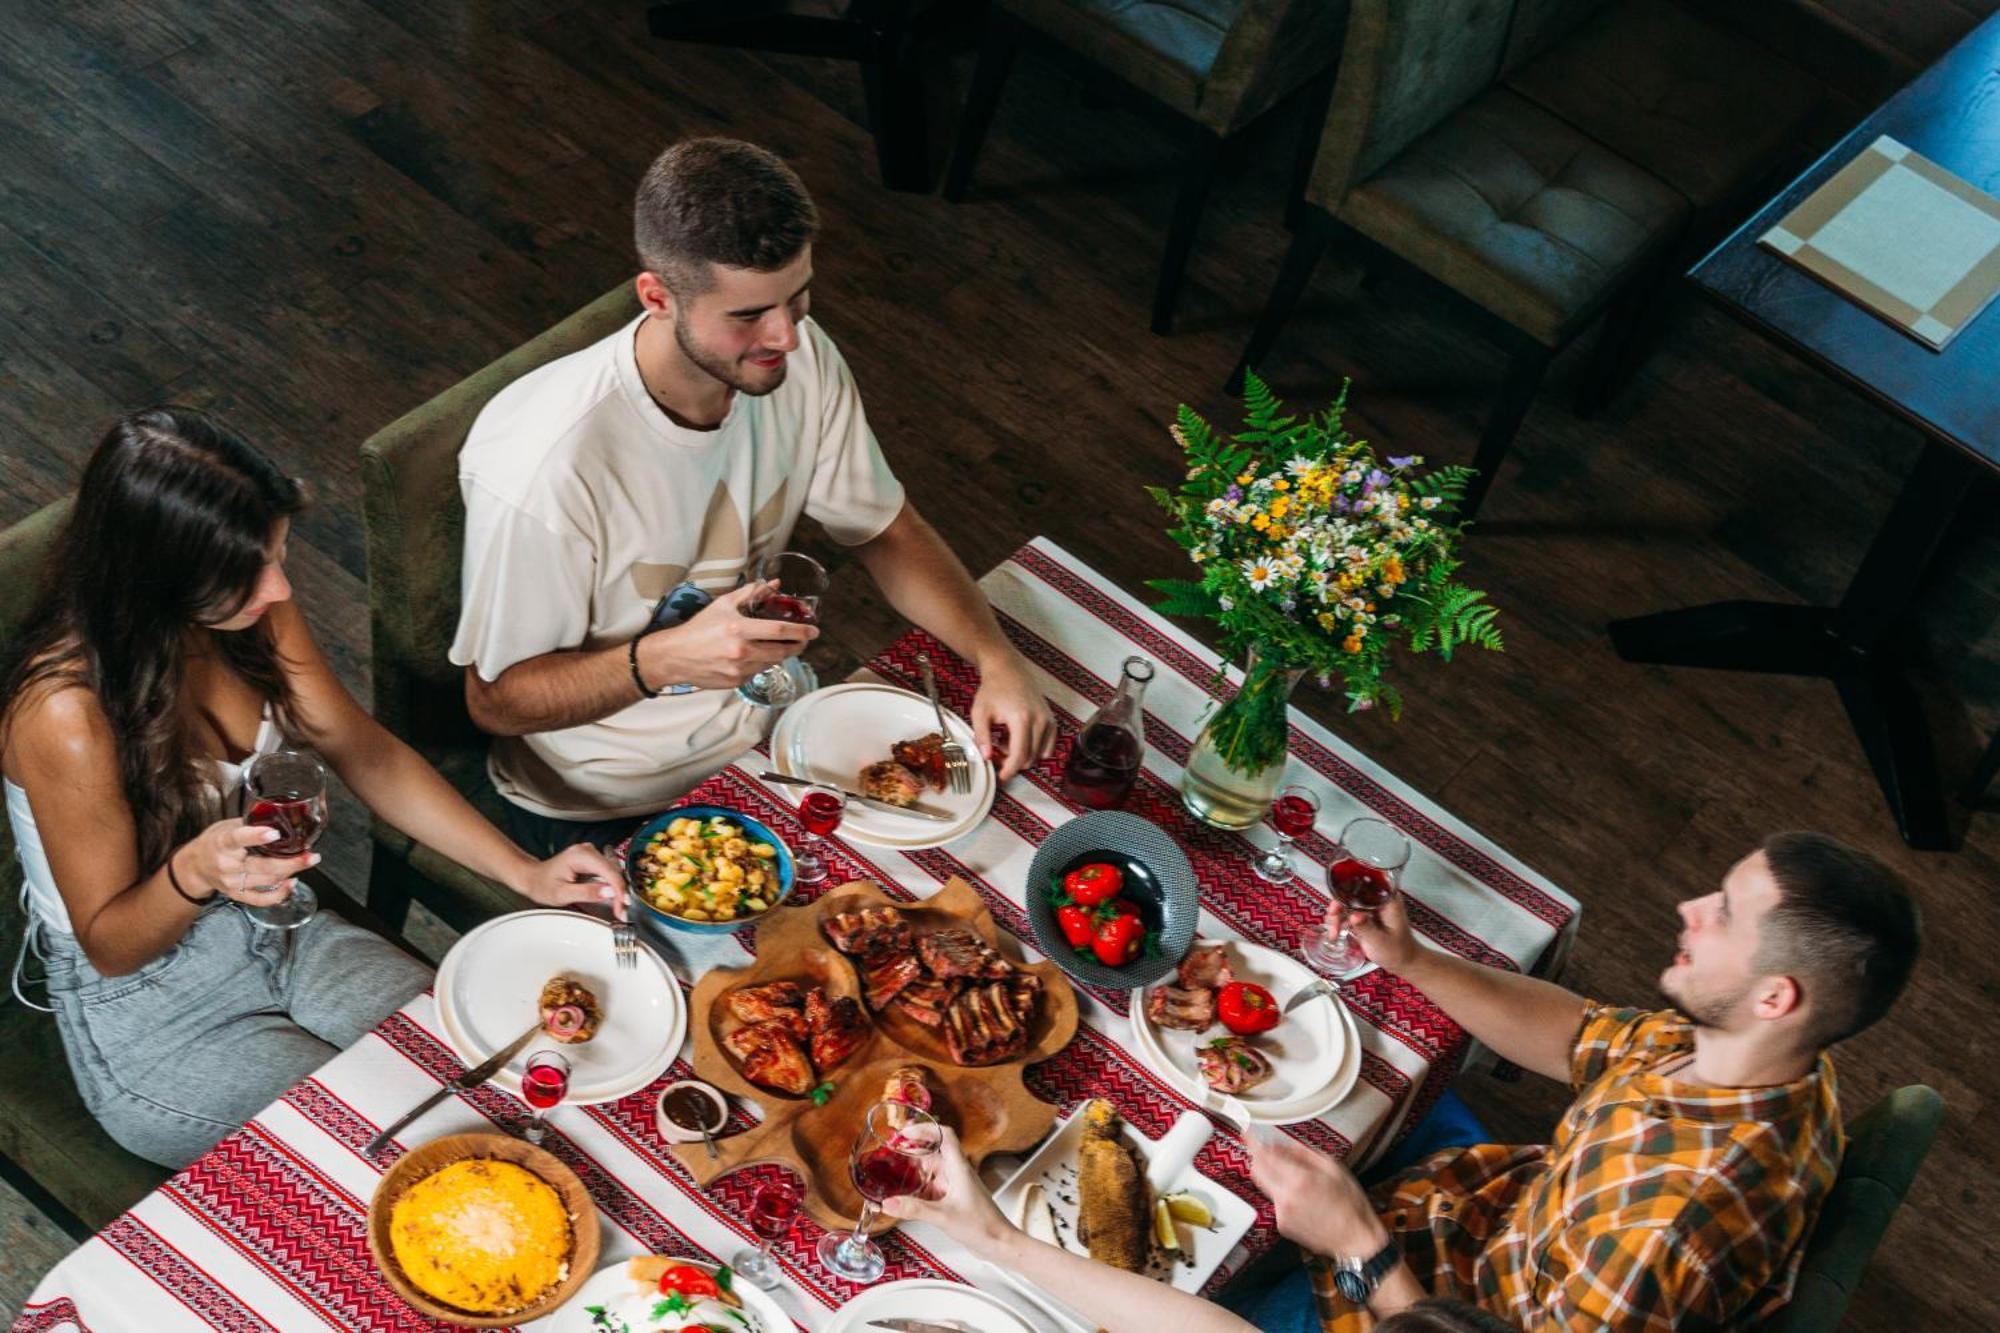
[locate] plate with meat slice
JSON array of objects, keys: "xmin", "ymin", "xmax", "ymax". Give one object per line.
[
  {"xmin": 769, "ymin": 682, "xmax": 995, "ymax": 849},
  {"xmin": 679, "ymin": 877, "xmax": 1077, "ymax": 1234},
  {"xmin": 435, "ymin": 910, "xmax": 684, "ymax": 1105},
  {"xmin": 1129, "ymin": 938, "xmax": 1362, "ymax": 1125}
]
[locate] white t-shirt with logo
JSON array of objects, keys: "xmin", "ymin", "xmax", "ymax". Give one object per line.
[{"xmin": 450, "ymin": 313, "xmax": 905, "ymax": 820}]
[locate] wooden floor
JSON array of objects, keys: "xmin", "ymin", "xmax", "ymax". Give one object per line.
[{"xmin": 3, "ymin": 0, "xmax": 1998, "ymax": 1325}]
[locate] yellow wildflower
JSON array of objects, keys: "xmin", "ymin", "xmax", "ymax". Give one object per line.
[
  {"xmin": 1251, "ymin": 513, "xmax": 1271, "ymax": 531},
  {"xmin": 1269, "ymin": 497, "xmax": 1290, "ymax": 518},
  {"xmin": 1398, "ymin": 494, "xmax": 1410, "ymax": 510},
  {"xmin": 1342, "ymin": 635, "xmax": 1364, "ymax": 654},
  {"xmin": 1273, "ymin": 479, "xmax": 1290, "ymax": 492},
  {"xmin": 1236, "ymin": 472, "xmax": 1255, "ymax": 486},
  {"xmin": 1317, "ymin": 612, "xmax": 1337, "ymax": 631}
]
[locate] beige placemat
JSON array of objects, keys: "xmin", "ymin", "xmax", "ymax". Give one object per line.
[{"xmin": 1760, "ymin": 134, "xmax": 2000, "ymax": 350}]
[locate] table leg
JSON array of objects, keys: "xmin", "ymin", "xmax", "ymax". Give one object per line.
[{"xmin": 1608, "ymin": 439, "xmax": 1977, "ymax": 849}]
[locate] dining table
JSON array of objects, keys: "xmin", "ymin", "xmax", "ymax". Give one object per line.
[{"xmin": 14, "ymin": 538, "xmax": 1579, "ymax": 1332}]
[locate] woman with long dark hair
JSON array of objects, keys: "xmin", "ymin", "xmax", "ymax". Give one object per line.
[{"xmin": 2, "ymin": 406, "xmax": 624, "ymax": 1168}]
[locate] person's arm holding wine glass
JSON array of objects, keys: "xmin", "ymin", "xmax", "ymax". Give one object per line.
[
  {"xmin": 882, "ymin": 1127, "xmax": 1259, "ymax": 1333},
  {"xmin": 264, "ymin": 599, "xmax": 627, "ymax": 913}
]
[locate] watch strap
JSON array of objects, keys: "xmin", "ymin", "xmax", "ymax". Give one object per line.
[{"xmin": 1332, "ymin": 1234, "xmax": 1402, "ymax": 1304}]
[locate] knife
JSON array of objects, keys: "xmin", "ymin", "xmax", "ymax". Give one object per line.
[
  {"xmin": 363, "ymin": 1020, "xmax": 543, "ymax": 1157},
  {"xmin": 758, "ymin": 770, "xmax": 957, "ymax": 822},
  {"xmin": 866, "ymin": 1321, "xmax": 977, "ymax": 1333}
]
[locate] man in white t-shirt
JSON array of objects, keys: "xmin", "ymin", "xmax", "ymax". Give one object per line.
[{"xmin": 450, "ymin": 138, "xmax": 1055, "ymax": 855}]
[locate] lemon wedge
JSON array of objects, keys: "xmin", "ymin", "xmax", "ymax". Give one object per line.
[
  {"xmin": 1153, "ymin": 1197, "xmax": 1180, "ymax": 1252},
  {"xmin": 1163, "ymin": 1192, "xmax": 1215, "ymax": 1229}
]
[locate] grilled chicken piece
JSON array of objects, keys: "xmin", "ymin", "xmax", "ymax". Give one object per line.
[
  {"xmin": 859, "ymin": 759, "xmax": 925, "ymax": 808},
  {"xmin": 804, "ymin": 990, "xmax": 870, "ymax": 1071},
  {"xmin": 881, "ymin": 1066, "xmax": 932, "ymax": 1129},
  {"xmin": 889, "ymin": 975, "xmax": 959, "ymax": 1028},
  {"xmin": 1198, "ymin": 1036, "xmax": 1274, "ymax": 1094},
  {"xmin": 723, "ymin": 1020, "xmax": 816, "ymax": 1096},
  {"xmin": 1146, "ymin": 983, "xmax": 1217, "ymax": 1033},
  {"xmin": 891, "ymin": 732, "xmax": 948, "ymax": 792},
  {"xmin": 726, "ymin": 981, "xmax": 805, "ymax": 1025},
  {"xmin": 1177, "ymin": 943, "xmax": 1235, "ymax": 992},
  {"xmin": 918, "ymin": 928, "xmax": 1012, "ymax": 982},
  {"xmin": 943, "ymin": 980, "xmax": 1029, "ymax": 1065},
  {"xmin": 862, "ymin": 950, "xmax": 924, "ymax": 1010},
  {"xmin": 1076, "ymin": 1100, "xmax": 1150, "ymax": 1273},
  {"xmin": 821, "ymin": 906, "xmax": 914, "ymax": 958},
  {"xmin": 1004, "ymin": 970, "xmax": 1042, "ymax": 1027},
  {"xmin": 538, "ymin": 976, "xmax": 602, "ymax": 1044}
]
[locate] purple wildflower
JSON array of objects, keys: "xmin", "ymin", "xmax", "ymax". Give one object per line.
[
  {"xmin": 1224, "ymin": 484, "xmax": 1243, "ymax": 502},
  {"xmin": 1387, "ymin": 455, "xmax": 1417, "ymax": 470},
  {"xmin": 1365, "ymin": 468, "xmax": 1391, "ymax": 491}
]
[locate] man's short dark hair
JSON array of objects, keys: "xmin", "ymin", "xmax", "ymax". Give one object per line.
[
  {"xmin": 634, "ymin": 138, "xmax": 818, "ymax": 296},
  {"xmin": 1756, "ymin": 831, "xmax": 1920, "ymax": 1048},
  {"xmin": 1376, "ymin": 1299, "xmax": 1517, "ymax": 1332}
]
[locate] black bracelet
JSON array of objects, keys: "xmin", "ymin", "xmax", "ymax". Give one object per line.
[
  {"xmin": 629, "ymin": 632, "xmax": 661, "ymax": 700},
  {"xmin": 164, "ymin": 848, "xmax": 208, "ymax": 906}
]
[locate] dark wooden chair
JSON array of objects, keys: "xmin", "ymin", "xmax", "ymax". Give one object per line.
[
  {"xmin": 943, "ymin": 0, "xmax": 1348, "ymax": 334},
  {"xmin": 1235, "ymin": 0, "xmax": 1857, "ymax": 518},
  {"xmin": 360, "ymin": 286, "xmax": 641, "ymax": 933}
]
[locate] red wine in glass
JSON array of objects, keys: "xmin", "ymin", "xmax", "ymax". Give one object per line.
[
  {"xmin": 1061, "ymin": 724, "xmax": 1142, "ymax": 809},
  {"xmin": 749, "ymin": 1182, "xmax": 802, "ymax": 1241},
  {"xmin": 817, "ymin": 1103, "xmax": 938, "ymax": 1284},
  {"xmin": 732, "ymin": 1167, "xmax": 806, "ymax": 1290},
  {"xmin": 739, "ymin": 551, "xmax": 829, "ymax": 707},
  {"xmin": 1272, "ymin": 795, "xmax": 1317, "ymax": 838},
  {"xmin": 246, "ymin": 798, "xmax": 324, "ymax": 857},
  {"xmin": 1329, "ymin": 858, "xmax": 1395, "ymax": 910},
  {"xmin": 749, "ymin": 593, "xmax": 819, "ymax": 626},
  {"xmin": 852, "ymin": 1147, "xmax": 925, "ymax": 1203},
  {"xmin": 522, "ymin": 1062, "xmax": 568, "ymax": 1110},
  {"xmin": 799, "ymin": 791, "xmax": 845, "ymax": 837}
]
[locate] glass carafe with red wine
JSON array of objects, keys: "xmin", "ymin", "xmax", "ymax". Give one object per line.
[
  {"xmin": 240, "ymin": 749, "xmax": 327, "ymax": 930},
  {"xmin": 1305, "ymin": 816, "xmax": 1409, "ymax": 979},
  {"xmin": 1060, "ymin": 655, "xmax": 1155, "ymax": 809},
  {"xmin": 738, "ymin": 550, "xmax": 827, "ymax": 708}
]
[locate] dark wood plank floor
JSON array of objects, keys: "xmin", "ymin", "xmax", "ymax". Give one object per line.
[{"xmin": 3, "ymin": 1, "xmax": 1997, "ymax": 1325}]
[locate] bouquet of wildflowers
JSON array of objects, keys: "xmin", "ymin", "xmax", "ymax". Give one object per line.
[{"xmin": 1146, "ymin": 373, "xmax": 1500, "ymax": 761}]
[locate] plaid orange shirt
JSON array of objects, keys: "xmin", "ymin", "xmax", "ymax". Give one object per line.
[{"xmin": 1316, "ymin": 1004, "xmax": 1843, "ymax": 1331}]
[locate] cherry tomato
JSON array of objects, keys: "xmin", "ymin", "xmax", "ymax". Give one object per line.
[
  {"xmin": 1217, "ymin": 981, "xmax": 1281, "ymax": 1036},
  {"xmin": 1092, "ymin": 912, "xmax": 1146, "ymax": 967},
  {"xmin": 1056, "ymin": 903, "xmax": 1097, "ymax": 948},
  {"xmin": 1063, "ymin": 862, "xmax": 1123, "ymax": 907},
  {"xmin": 657, "ymin": 1264, "xmax": 721, "ymax": 1299}
]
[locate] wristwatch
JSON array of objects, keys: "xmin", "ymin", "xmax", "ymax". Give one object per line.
[{"xmin": 1332, "ymin": 1235, "xmax": 1402, "ymax": 1303}]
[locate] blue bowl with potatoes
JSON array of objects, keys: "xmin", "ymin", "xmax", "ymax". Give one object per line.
[{"xmin": 624, "ymin": 804, "xmax": 796, "ymax": 936}]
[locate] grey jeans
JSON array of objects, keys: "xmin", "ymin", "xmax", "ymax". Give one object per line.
[{"xmin": 39, "ymin": 902, "xmax": 431, "ymax": 1169}]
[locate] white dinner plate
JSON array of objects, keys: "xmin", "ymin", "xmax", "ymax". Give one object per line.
[
  {"xmin": 770, "ymin": 682, "xmax": 996, "ymax": 849},
  {"xmin": 1130, "ymin": 940, "xmax": 1363, "ymax": 1125},
  {"xmin": 435, "ymin": 910, "xmax": 684, "ymax": 1106},
  {"xmin": 825, "ymin": 1279, "xmax": 1035, "ymax": 1333},
  {"xmin": 988, "ymin": 1105, "xmax": 1256, "ymax": 1324},
  {"xmin": 551, "ymin": 1258, "xmax": 790, "ymax": 1332}
]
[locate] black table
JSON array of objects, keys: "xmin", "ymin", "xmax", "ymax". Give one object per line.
[{"xmin": 1608, "ymin": 14, "xmax": 2000, "ymax": 850}]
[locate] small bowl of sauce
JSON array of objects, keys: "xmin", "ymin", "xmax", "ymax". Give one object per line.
[{"xmin": 655, "ymin": 1080, "xmax": 728, "ymax": 1145}]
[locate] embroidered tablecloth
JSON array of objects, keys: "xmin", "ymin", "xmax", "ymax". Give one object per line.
[{"xmin": 17, "ymin": 538, "xmax": 1578, "ymax": 1332}]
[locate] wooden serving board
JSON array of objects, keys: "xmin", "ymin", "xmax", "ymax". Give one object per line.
[{"xmin": 676, "ymin": 877, "xmax": 1078, "ymax": 1233}]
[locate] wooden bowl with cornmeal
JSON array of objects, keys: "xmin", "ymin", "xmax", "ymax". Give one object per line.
[{"xmin": 368, "ymin": 1132, "xmax": 600, "ymax": 1326}]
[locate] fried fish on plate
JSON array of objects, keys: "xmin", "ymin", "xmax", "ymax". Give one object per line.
[{"xmin": 1076, "ymin": 1099, "xmax": 1151, "ymax": 1273}]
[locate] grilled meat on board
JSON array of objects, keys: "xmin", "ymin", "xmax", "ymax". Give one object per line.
[
  {"xmin": 1146, "ymin": 984, "xmax": 1217, "ymax": 1033},
  {"xmin": 804, "ymin": 990, "xmax": 870, "ymax": 1071},
  {"xmin": 918, "ymin": 928, "xmax": 1012, "ymax": 982},
  {"xmin": 1198, "ymin": 1035, "xmax": 1275, "ymax": 1094},
  {"xmin": 1076, "ymin": 1100, "xmax": 1150, "ymax": 1273},
  {"xmin": 889, "ymin": 975, "xmax": 959, "ymax": 1029},
  {"xmin": 1177, "ymin": 943, "xmax": 1235, "ymax": 991},
  {"xmin": 862, "ymin": 950, "xmax": 924, "ymax": 1010},
  {"xmin": 859, "ymin": 759, "xmax": 925, "ymax": 808},
  {"xmin": 821, "ymin": 906, "xmax": 913, "ymax": 957},
  {"xmin": 943, "ymin": 979, "xmax": 1030, "ymax": 1065},
  {"xmin": 723, "ymin": 1020, "xmax": 816, "ymax": 1096},
  {"xmin": 726, "ymin": 981, "xmax": 806, "ymax": 1028}
]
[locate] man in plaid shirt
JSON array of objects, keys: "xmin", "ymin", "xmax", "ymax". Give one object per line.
[{"xmin": 1249, "ymin": 831, "xmax": 1920, "ymax": 1330}]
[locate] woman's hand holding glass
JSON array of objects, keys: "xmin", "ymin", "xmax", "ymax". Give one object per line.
[
  {"xmin": 877, "ymin": 1124, "xmax": 1011, "ymax": 1249},
  {"xmin": 174, "ymin": 818, "xmax": 318, "ymax": 906}
]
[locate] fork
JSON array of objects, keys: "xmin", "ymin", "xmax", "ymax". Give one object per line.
[
  {"xmin": 611, "ymin": 917, "xmax": 640, "ymax": 971},
  {"xmin": 917, "ymin": 652, "xmax": 973, "ymax": 794},
  {"xmin": 1282, "ymin": 977, "xmax": 1342, "ymax": 1015}
]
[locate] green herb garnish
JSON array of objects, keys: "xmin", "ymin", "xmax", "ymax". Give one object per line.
[{"xmin": 810, "ymin": 1080, "xmax": 836, "ymax": 1106}]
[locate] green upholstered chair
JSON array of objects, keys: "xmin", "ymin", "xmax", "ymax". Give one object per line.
[
  {"xmin": 944, "ymin": 0, "xmax": 1348, "ymax": 333},
  {"xmin": 1760, "ymin": 1083, "xmax": 1944, "ymax": 1330},
  {"xmin": 0, "ymin": 498, "xmax": 168, "ymax": 1239},
  {"xmin": 360, "ymin": 284, "xmax": 640, "ymax": 934},
  {"xmin": 1235, "ymin": 0, "xmax": 1855, "ymax": 518}
]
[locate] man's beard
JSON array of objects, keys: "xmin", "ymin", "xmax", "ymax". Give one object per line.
[
  {"xmin": 1659, "ymin": 973, "xmax": 1752, "ymax": 1030},
  {"xmin": 675, "ymin": 316, "xmax": 787, "ymax": 396}
]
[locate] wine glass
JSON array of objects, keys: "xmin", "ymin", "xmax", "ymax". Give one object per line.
[
  {"xmin": 793, "ymin": 785, "xmax": 845, "ymax": 887},
  {"xmin": 730, "ymin": 1163, "xmax": 806, "ymax": 1290},
  {"xmin": 1304, "ymin": 816, "xmax": 1409, "ymax": 979},
  {"xmin": 737, "ymin": 551, "xmax": 828, "ymax": 708},
  {"xmin": 240, "ymin": 749, "xmax": 328, "ymax": 930},
  {"xmin": 1254, "ymin": 783, "xmax": 1320, "ymax": 884},
  {"xmin": 816, "ymin": 1101, "xmax": 939, "ymax": 1284},
  {"xmin": 519, "ymin": 1050, "xmax": 571, "ymax": 1145}
]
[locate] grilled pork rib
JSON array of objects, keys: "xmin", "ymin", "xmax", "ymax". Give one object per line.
[
  {"xmin": 821, "ymin": 906, "xmax": 914, "ymax": 957},
  {"xmin": 1146, "ymin": 983, "xmax": 1217, "ymax": 1032},
  {"xmin": 862, "ymin": 950, "xmax": 923, "ymax": 1010},
  {"xmin": 1177, "ymin": 943, "xmax": 1235, "ymax": 991},
  {"xmin": 943, "ymin": 980, "xmax": 1030, "ymax": 1065},
  {"xmin": 804, "ymin": 990, "xmax": 870, "ymax": 1071},
  {"xmin": 917, "ymin": 928, "xmax": 1012, "ymax": 982},
  {"xmin": 723, "ymin": 1020, "xmax": 816, "ymax": 1096},
  {"xmin": 889, "ymin": 975, "xmax": 959, "ymax": 1028}
]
